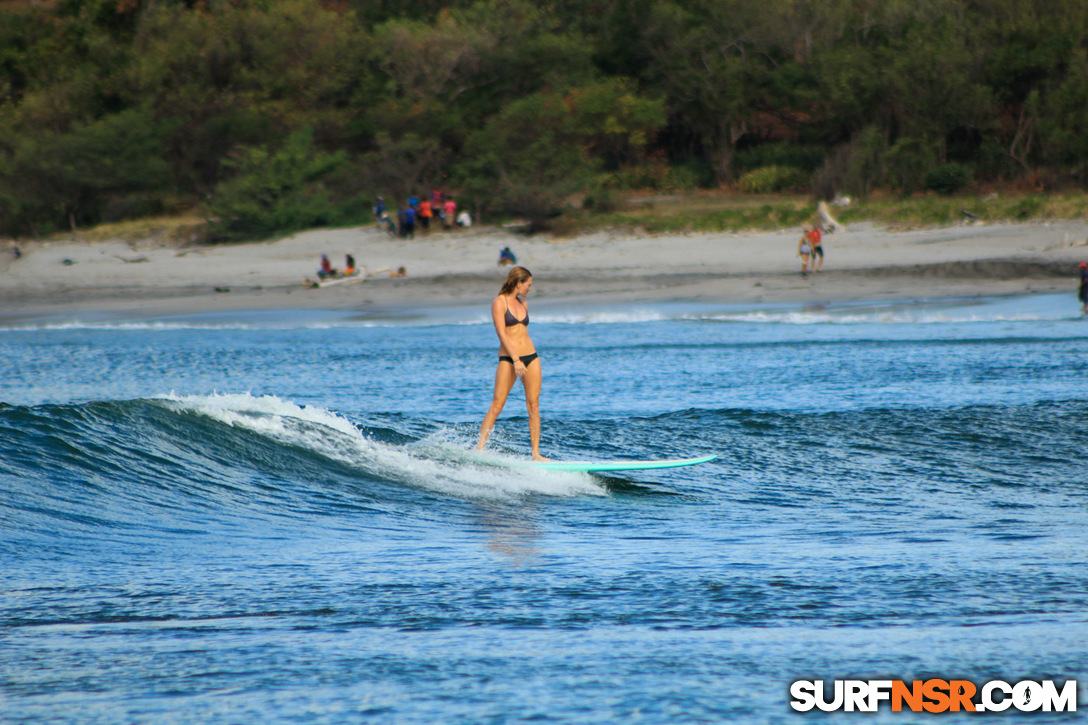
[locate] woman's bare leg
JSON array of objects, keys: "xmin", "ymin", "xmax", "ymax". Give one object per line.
[
  {"xmin": 477, "ymin": 363, "xmax": 516, "ymax": 449},
  {"xmin": 521, "ymin": 360, "xmax": 548, "ymax": 460}
]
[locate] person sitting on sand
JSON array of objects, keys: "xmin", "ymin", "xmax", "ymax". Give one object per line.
[
  {"xmin": 344, "ymin": 254, "xmax": 356, "ymax": 276},
  {"xmin": 798, "ymin": 230, "xmax": 813, "ymax": 276},
  {"xmin": 498, "ymin": 246, "xmax": 517, "ymax": 267},
  {"xmin": 318, "ymin": 254, "xmax": 337, "ymax": 279},
  {"xmin": 378, "ymin": 211, "xmax": 396, "ymax": 237}
]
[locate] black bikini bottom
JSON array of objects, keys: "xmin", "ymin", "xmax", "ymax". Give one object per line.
[{"xmin": 499, "ymin": 353, "xmax": 539, "ymax": 367}]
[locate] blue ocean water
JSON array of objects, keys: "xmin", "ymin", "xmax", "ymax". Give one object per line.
[{"xmin": 2, "ymin": 293, "xmax": 1088, "ymax": 723}]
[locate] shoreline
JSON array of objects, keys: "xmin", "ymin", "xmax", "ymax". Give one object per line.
[{"xmin": 2, "ymin": 220, "xmax": 1087, "ymax": 324}]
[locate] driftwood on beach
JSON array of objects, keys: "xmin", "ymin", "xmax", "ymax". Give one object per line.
[{"xmin": 817, "ymin": 202, "xmax": 844, "ymax": 233}]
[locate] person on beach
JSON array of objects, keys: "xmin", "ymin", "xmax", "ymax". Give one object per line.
[
  {"xmin": 1078, "ymin": 262, "xmax": 1088, "ymax": 313},
  {"xmin": 443, "ymin": 198, "xmax": 457, "ymax": 229},
  {"xmin": 810, "ymin": 226, "xmax": 824, "ymax": 272},
  {"xmin": 318, "ymin": 254, "xmax": 337, "ymax": 279},
  {"xmin": 419, "ymin": 198, "xmax": 433, "ymax": 231},
  {"xmin": 378, "ymin": 211, "xmax": 396, "ymax": 237},
  {"xmin": 402, "ymin": 204, "xmax": 416, "ymax": 239},
  {"xmin": 397, "ymin": 207, "xmax": 407, "ymax": 237},
  {"xmin": 477, "ymin": 266, "xmax": 549, "ymax": 461},
  {"xmin": 373, "ymin": 196, "xmax": 385, "ymax": 224},
  {"xmin": 798, "ymin": 230, "xmax": 813, "ymax": 275}
]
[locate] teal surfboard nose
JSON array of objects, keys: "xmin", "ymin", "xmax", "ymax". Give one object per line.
[{"xmin": 531, "ymin": 454, "xmax": 717, "ymax": 472}]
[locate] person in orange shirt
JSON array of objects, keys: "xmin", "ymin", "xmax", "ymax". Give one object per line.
[{"xmin": 418, "ymin": 198, "xmax": 433, "ymax": 232}]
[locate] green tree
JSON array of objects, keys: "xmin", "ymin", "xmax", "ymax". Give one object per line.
[
  {"xmin": 363, "ymin": 0, "xmax": 600, "ymax": 153},
  {"xmin": 125, "ymin": 0, "xmax": 358, "ymax": 192},
  {"xmin": 352, "ymin": 132, "xmax": 450, "ymax": 206},
  {"xmin": 1033, "ymin": 49, "xmax": 1088, "ymax": 180},
  {"xmin": 364, "ymin": 10, "xmax": 496, "ymax": 146},
  {"xmin": 208, "ymin": 128, "xmax": 348, "ymax": 241},
  {"xmin": 0, "ymin": 107, "xmax": 170, "ymax": 234},
  {"xmin": 8, "ymin": 0, "xmax": 1088, "ymax": 237},
  {"xmin": 976, "ymin": 0, "xmax": 1088, "ymax": 174},
  {"xmin": 456, "ymin": 79, "xmax": 664, "ymax": 227},
  {"xmin": 640, "ymin": 0, "xmax": 784, "ymax": 185},
  {"xmin": 881, "ymin": 9, "xmax": 992, "ymax": 163}
]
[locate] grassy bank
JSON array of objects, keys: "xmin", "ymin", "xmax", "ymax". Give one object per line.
[
  {"xmin": 551, "ymin": 190, "xmax": 1088, "ymax": 237},
  {"xmin": 27, "ymin": 190, "xmax": 1088, "ymax": 245},
  {"xmin": 50, "ymin": 214, "xmax": 210, "ymax": 245}
]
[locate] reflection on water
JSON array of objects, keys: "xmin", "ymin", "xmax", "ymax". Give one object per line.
[{"xmin": 477, "ymin": 502, "xmax": 542, "ymax": 566}]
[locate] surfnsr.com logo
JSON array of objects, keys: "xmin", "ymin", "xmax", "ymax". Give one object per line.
[{"xmin": 790, "ymin": 679, "xmax": 1078, "ymax": 713}]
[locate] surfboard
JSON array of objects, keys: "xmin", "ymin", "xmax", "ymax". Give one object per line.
[
  {"xmin": 303, "ymin": 270, "xmax": 365, "ymax": 289},
  {"xmin": 317, "ymin": 271, "xmax": 364, "ymax": 288},
  {"xmin": 531, "ymin": 454, "xmax": 717, "ymax": 472}
]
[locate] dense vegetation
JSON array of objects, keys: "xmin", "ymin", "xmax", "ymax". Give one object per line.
[{"xmin": 2, "ymin": 0, "xmax": 1088, "ymax": 240}]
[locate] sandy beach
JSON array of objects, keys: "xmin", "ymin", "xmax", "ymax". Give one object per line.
[{"xmin": 2, "ymin": 219, "xmax": 1088, "ymax": 323}]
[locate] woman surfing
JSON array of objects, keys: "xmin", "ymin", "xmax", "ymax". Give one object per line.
[{"xmin": 476, "ymin": 266, "xmax": 549, "ymax": 461}]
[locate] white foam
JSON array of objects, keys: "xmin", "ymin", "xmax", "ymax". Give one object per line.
[
  {"xmin": 691, "ymin": 310, "xmax": 1035, "ymax": 325},
  {"xmin": 0, "ymin": 321, "xmax": 260, "ymax": 332},
  {"xmin": 692, "ymin": 297, "xmax": 1080, "ymax": 326},
  {"xmin": 532, "ymin": 310, "xmax": 670, "ymax": 325},
  {"xmin": 153, "ymin": 392, "xmax": 603, "ymax": 500},
  {"xmin": 0, "ymin": 316, "xmax": 491, "ymax": 332},
  {"xmin": 5, "ymin": 295, "xmax": 1077, "ymax": 332}
]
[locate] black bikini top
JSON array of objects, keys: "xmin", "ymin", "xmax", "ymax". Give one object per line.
[{"xmin": 504, "ymin": 297, "xmax": 529, "ymax": 327}]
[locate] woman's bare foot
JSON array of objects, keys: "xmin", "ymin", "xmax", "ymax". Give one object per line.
[{"xmin": 532, "ymin": 453, "xmax": 551, "ymax": 462}]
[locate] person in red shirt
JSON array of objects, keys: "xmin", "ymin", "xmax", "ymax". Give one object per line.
[
  {"xmin": 810, "ymin": 226, "xmax": 824, "ymax": 272},
  {"xmin": 318, "ymin": 254, "xmax": 337, "ymax": 279},
  {"xmin": 443, "ymin": 199, "xmax": 456, "ymax": 229}
]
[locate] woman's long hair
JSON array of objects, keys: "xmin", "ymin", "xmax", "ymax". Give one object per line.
[{"xmin": 499, "ymin": 266, "xmax": 532, "ymax": 296}]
